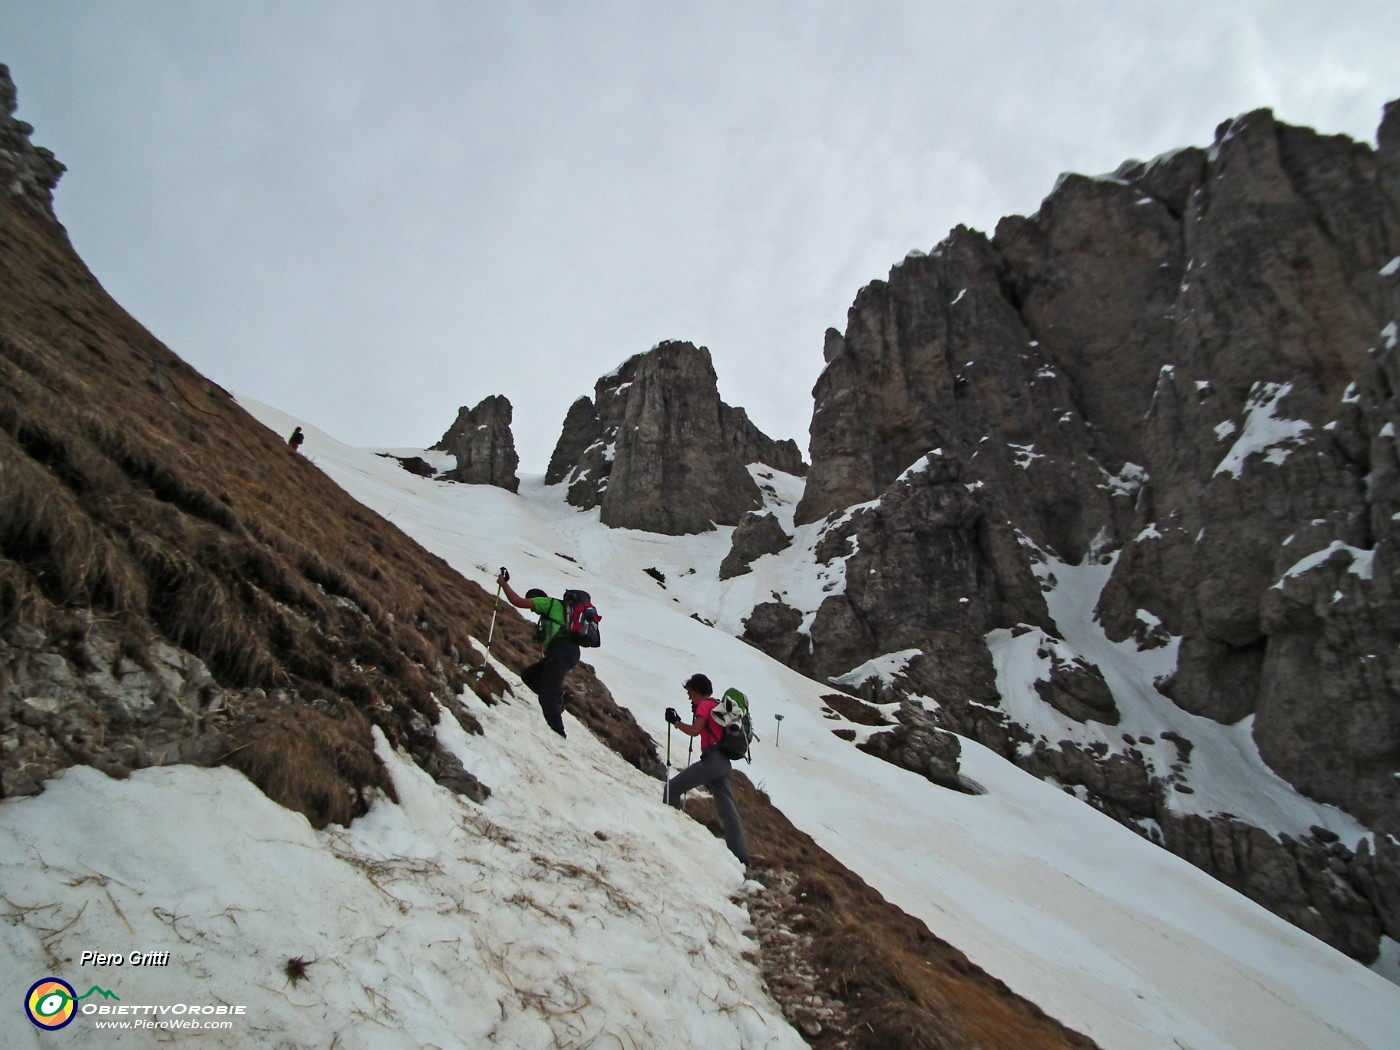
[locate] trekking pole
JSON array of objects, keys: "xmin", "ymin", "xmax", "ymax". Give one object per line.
[
  {"xmin": 774, "ymin": 714, "xmax": 784, "ymax": 747},
  {"xmin": 664, "ymin": 723, "xmax": 673, "ymax": 804},
  {"xmin": 484, "ymin": 567, "xmax": 507, "ymax": 664}
]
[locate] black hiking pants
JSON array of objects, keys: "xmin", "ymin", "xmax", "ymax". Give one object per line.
[
  {"xmin": 666, "ymin": 748, "xmax": 749, "ymax": 866},
  {"xmin": 521, "ymin": 638, "xmax": 579, "ymax": 736}
]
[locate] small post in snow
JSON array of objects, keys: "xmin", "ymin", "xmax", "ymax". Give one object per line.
[{"xmin": 774, "ymin": 713, "xmax": 784, "ymax": 747}]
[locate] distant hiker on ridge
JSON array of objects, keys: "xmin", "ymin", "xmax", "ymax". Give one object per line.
[
  {"xmin": 666, "ymin": 673, "xmax": 749, "ymax": 867},
  {"xmin": 287, "ymin": 426, "xmax": 304, "ymax": 453},
  {"xmin": 498, "ymin": 572, "xmax": 579, "ymax": 738}
]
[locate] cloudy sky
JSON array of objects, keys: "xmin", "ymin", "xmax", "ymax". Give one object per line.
[{"xmin": 4, "ymin": 2, "xmax": 1398, "ymax": 471}]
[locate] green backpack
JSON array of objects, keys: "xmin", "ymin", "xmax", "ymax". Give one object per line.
[{"xmin": 711, "ymin": 687, "xmax": 753, "ymax": 761}]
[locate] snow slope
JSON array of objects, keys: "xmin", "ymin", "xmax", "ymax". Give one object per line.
[{"xmin": 3, "ymin": 401, "xmax": 1398, "ymax": 1049}]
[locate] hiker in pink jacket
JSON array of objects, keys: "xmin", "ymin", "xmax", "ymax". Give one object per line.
[{"xmin": 665, "ymin": 672, "xmax": 749, "ymax": 866}]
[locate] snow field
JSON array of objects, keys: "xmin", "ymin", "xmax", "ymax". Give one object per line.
[{"xmin": 1, "ymin": 655, "xmax": 803, "ymax": 1049}]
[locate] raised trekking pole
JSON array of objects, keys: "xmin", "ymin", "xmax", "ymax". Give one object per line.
[
  {"xmin": 774, "ymin": 713, "xmax": 784, "ymax": 748},
  {"xmin": 484, "ymin": 567, "xmax": 507, "ymax": 666}
]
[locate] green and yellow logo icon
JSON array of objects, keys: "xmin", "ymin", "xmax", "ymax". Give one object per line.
[
  {"xmin": 24, "ymin": 979, "xmax": 120, "ymax": 1030},
  {"xmin": 25, "ymin": 978, "xmax": 78, "ymax": 1030}
]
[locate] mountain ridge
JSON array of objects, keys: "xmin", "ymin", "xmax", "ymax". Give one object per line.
[
  {"xmin": 4, "ymin": 60, "xmax": 1399, "ymax": 1047},
  {"xmin": 618, "ymin": 100, "xmax": 1400, "ymax": 966}
]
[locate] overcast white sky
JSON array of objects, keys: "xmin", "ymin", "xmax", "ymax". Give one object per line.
[{"xmin": 3, "ymin": 2, "xmax": 1398, "ymax": 472}]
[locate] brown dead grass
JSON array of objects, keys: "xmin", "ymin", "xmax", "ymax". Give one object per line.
[
  {"xmin": 689, "ymin": 776, "xmax": 1099, "ymax": 1050},
  {"xmin": 222, "ymin": 699, "xmax": 395, "ymax": 827},
  {"xmin": 563, "ymin": 662, "xmax": 667, "ymax": 778}
]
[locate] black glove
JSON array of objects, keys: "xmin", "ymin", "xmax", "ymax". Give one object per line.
[{"xmin": 664, "ymin": 707, "xmax": 681, "ymax": 725}]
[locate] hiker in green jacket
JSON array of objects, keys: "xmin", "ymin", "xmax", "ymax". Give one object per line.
[{"xmin": 498, "ymin": 572, "xmax": 577, "ymax": 738}]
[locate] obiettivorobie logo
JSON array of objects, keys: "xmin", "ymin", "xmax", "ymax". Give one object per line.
[
  {"xmin": 23, "ymin": 975, "xmax": 248, "ymax": 1033},
  {"xmin": 24, "ymin": 978, "xmax": 119, "ymax": 1030}
]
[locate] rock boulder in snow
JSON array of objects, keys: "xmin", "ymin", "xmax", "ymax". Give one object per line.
[
  {"xmin": 720, "ymin": 511, "xmax": 793, "ymax": 580},
  {"xmin": 856, "ymin": 699, "xmax": 964, "ymax": 791}
]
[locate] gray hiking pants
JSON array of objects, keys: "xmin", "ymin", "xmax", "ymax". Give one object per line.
[{"xmin": 666, "ymin": 748, "xmax": 749, "ymax": 866}]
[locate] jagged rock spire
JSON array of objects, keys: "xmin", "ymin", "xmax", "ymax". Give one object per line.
[
  {"xmin": 432, "ymin": 395, "xmax": 520, "ymax": 492},
  {"xmin": 547, "ymin": 341, "xmax": 805, "ymax": 535}
]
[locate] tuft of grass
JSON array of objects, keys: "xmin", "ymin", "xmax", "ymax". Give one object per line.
[
  {"xmin": 283, "ymin": 956, "xmax": 314, "ymax": 987},
  {"xmin": 223, "ymin": 700, "xmax": 395, "ymax": 829},
  {"xmin": 0, "ymin": 432, "xmax": 147, "ymax": 615}
]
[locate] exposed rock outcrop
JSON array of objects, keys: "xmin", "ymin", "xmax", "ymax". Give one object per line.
[
  {"xmin": 0, "ymin": 65, "xmax": 65, "ymax": 223},
  {"xmin": 719, "ymin": 511, "xmax": 792, "ymax": 580},
  {"xmin": 765, "ymin": 103, "xmax": 1400, "ymax": 964},
  {"xmin": 433, "ymin": 394, "xmax": 520, "ymax": 492},
  {"xmin": 856, "ymin": 699, "xmax": 965, "ymax": 792},
  {"xmin": 546, "ymin": 341, "xmax": 805, "ymax": 534},
  {"xmin": 752, "ymin": 451, "xmax": 1052, "ymax": 685},
  {"xmin": 1159, "ymin": 814, "xmax": 1384, "ymax": 963},
  {"xmin": 2, "ymin": 618, "xmax": 228, "ymax": 798}
]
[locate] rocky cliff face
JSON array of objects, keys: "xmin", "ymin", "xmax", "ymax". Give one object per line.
[
  {"xmin": 546, "ymin": 341, "xmax": 805, "ymax": 535},
  {"xmin": 754, "ymin": 104, "xmax": 1400, "ymax": 963},
  {"xmin": 432, "ymin": 394, "xmax": 520, "ymax": 492},
  {"xmin": 0, "ymin": 65, "xmax": 65, "ymax": 223}
]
